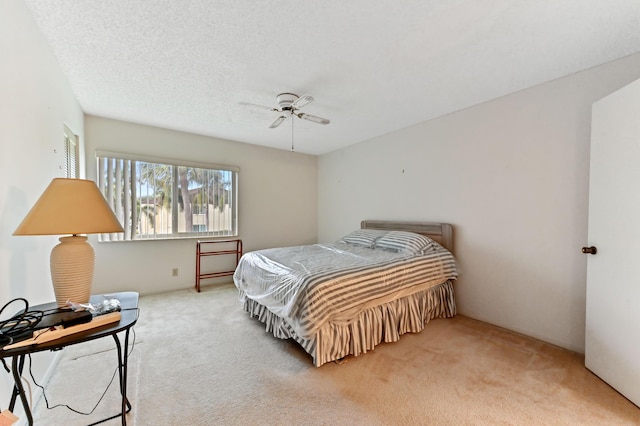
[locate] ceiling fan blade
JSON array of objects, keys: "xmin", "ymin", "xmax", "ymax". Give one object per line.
[
  {"xmin": 239, "ymin": 101, "xmax": 277, "ymax": 112},
  {"xmin": 269, "ymin": 115, "xmax": 287, "ymax": 128},
  {"xmin": 291, "ymin": 94, "xmax": 314, "ymax": 109},
  {"xmin": 297, "ymin": 112, "xmax": 330, "ymax": 125}
]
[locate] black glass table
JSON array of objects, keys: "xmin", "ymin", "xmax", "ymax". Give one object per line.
[{"xmin": 0, "ymin": 292, "xmax": 139, "ymax": 426}]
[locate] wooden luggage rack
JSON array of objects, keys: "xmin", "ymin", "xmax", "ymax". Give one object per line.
[{"xmin": 195, "ymin": 239, "xmax": 243, "ymax": 292}]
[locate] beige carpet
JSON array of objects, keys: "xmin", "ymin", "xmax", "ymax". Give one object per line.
[{"xmin": 32, "ymin": 283, "xmax": 640, "ymax": 425}]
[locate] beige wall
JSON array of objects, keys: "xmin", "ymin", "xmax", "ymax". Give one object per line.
[
  {"xmin": 318, "ymin": 53, "xmax": 640, "ymax": 354},
  {"xmin": 85, "ymin": 116, "xmax": 318, "ymax": 296},
  {"xmin": 0, "ymin": 0, "xmax": 85, "ymax": 416}
]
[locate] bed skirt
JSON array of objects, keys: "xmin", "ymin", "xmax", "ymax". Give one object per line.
[{"xmin": 240, "ymin": 279, "xmax": 456, "ymax": 367}]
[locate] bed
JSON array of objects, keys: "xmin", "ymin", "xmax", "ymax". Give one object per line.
[{"xmin": 232, "ymin": 220, "xmax": 458, "ymax": 367}]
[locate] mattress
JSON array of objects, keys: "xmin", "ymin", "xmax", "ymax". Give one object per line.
[{"xmin": 233, "ymin": 241, "xmax": 458, "ymax": 341}]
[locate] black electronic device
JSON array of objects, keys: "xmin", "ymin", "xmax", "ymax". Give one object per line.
[{"xmin": 34, "ymin": 309, "xmax": 93, "ymax": 330}]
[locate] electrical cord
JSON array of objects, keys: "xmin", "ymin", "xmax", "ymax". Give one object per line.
[
  {"xmin": 0, "ymin": 298, "xmax": 44, "ymax": 348},
  {"xmin": 0, "ymin": 298, "xmax": 47, "ymax": 373},
  {"xmin": 29, "ymin": 315, "xmax": 138, "ymax": 418},
  {"xmin": 29, "ymin": 352, "xmax": 119, "ymax": 416}
]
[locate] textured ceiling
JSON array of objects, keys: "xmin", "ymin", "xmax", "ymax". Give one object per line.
[{"xmin": 24, "ymin": 0, "xmax": 640, "ymax": 155}]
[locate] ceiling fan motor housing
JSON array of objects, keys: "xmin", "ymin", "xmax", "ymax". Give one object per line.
[{"xmin": 277, "ymin": 93, "xmax": 299, "ymax": 110}]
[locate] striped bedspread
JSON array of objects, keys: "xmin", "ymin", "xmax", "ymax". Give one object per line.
[{"xmin": 233, "ymin": 242, "xmax": 458, "ymax": 339}]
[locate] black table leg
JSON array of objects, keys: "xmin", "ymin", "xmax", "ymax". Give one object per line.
[
  {"xmin": 9, "ymin": 355, "xmax": 33, "ymax": 425},
  {"xmin": 113, "ymin": 331, "xmax": 132, "ymax": 425},
  {"xmin": 87, "ymin": 332, "xmax": 132, "ymax": 426}
]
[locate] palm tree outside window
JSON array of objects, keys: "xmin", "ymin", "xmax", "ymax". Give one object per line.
[{"xmin": 96, "ymin": 152, "xmax": 238, "ymax": 241}]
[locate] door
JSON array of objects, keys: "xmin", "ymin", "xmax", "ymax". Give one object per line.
[{"xmin": 585, "ymin": 78, "xmax": 640, "ymax": 406}]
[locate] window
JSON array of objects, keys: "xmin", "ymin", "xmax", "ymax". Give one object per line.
[
  {"xmin": 96, "ymin": 151, "xmax": 238, "ymax": 241},
  {"xmin": 63, "ymin": 125, "xmax": 79, "ymax": 178}
]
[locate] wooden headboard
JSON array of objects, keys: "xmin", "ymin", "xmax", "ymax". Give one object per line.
[{"xmin": 361, "ymin": 220, "xmax": 454, "ymax": 254}]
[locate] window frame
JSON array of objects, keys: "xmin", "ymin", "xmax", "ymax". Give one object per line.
[
  {"xmin": 96, "ymin": 151, "xmax": 239, "ymax": 242},
  {"xmin": 63, "ymin": 125, "xmax": 79, "ymax": 178}
]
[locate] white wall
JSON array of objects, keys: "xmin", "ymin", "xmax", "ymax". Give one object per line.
[
  {"xmin": 0, "ymin": 0, "xmax": 85, "ymax": 419},
  {"xmin": 85, "ymin": 116, "xmax": 318, "ymax": 296},
  {"xmin": 5, "ymin": 0, "xmax": 640, "ymax": 414},
  {"xmin": 318, "ymin": 53, "xmax": 640, "ymax": 354}
]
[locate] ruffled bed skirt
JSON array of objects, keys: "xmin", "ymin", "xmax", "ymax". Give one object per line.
[{"xmin": 240, "ymin": 280, "xmax": 456, "ymax": 367}]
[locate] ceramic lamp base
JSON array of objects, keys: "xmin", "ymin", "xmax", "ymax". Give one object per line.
[{"xmin": 50, "ymin": 235, "xmax": 95, "ymax": 307}]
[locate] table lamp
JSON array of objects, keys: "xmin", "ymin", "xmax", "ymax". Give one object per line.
[{"xmin": 13, "ymin": 178, "xmax": 124, "ymax": 307}]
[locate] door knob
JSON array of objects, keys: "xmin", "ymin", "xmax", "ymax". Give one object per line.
[{"xmin": 582, "ymin": 246, "xmax": 597, "ymax": 255}]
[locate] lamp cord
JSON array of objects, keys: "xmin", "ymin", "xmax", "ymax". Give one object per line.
[
  {"xmin": 0, "ymin": 298, "xmax": 43, "ymax": 356},
  {"xmin": 29, "ymin": 324, "xmax": 137, "ymax": 417}
]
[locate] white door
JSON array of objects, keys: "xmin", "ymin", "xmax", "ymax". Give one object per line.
[{"xmin": 585, "ymin": 78, "xmax": 640, "ymax": 407}]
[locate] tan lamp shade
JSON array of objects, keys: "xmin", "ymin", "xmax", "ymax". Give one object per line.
[
  {"xmin": 13, "ymin": 178, "xmax": 124, "ymax": 306},
  {"xmin": 13, "ymin": 178, "xmax": 124, "ymax": 236}
]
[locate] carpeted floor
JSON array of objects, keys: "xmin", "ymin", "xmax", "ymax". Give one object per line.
[{"xmin": 32, "ymin": 283, "xmax": 640, "ymax": 425}]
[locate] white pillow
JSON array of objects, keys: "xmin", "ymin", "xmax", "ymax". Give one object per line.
[
  {"xmin": 373, "ymin": 231, "xmax": 437, "ymax": 255},
  {"xmin": 339, "ymin": 229, "xmax": 389, "ymax": 248}
]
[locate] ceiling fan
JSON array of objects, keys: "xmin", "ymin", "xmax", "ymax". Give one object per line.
[{"xmin": 240, "ymin": 92, "xmax": 330, "ymax": 129}]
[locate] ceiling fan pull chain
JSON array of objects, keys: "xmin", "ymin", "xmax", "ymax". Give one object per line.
[{"xmin": 291, "ymin": 113, "xmax": 295, "ymax": 152}]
